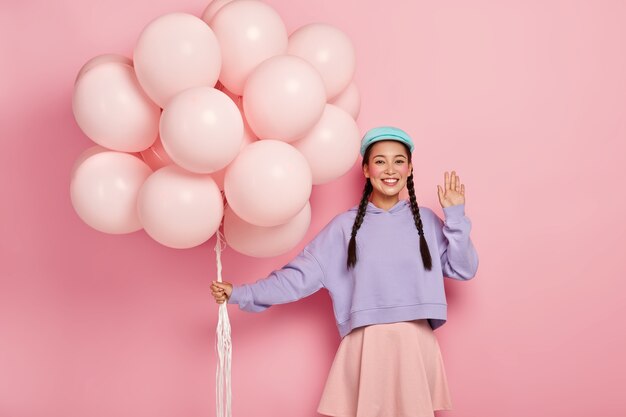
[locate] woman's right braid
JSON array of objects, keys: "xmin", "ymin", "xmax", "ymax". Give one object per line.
[{"xmin": 347, "ymin": 179, "xmax": 373, "ymax": 269}]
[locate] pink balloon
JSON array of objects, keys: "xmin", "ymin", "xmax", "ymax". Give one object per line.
[
  {"xmin": 201, "ymin": 0, "xmax": 235, "ymax": 22},
  {"xmin": 287, "ymin": 23, "xmax": 356, "ymax": 100},
  {"xmin": 210, "ymin": 81, "xmax": 259, "ymax": 190},
  {"xmin": 159, "ymin": 87, "xmax": 244, "ymax": 174},
  {"xmin": 216, "ymin": 82, "xmax": 259, "ymax": 141},
  {"xmin": 139, "ymin": 136, "xmax": 174, "ymax": 171},
  {"xmin": 72, "ymin": 62, "xmax": 160, "ymax": 152},
  {"xmin": 71, "ymin": 145, "xmax": 143, "ymax": 178},
  {"xmin": 137, "ymin": 166, "xmax": 223, "ymax": 249},
  {"xmin": 224, "ymin": 140, "xmax": 312, "ymax": 227},
  {"xmin": 70, "ymin": 151, "xmax": 152, "ymax": 234},
  {"xmin": 206, "ymin": 0, "xmax": 288, "ymax": 96},
  {"xmin": 292, "ymin": 104, "xmax": 360, "ymax": 185},
  {"xmin": 134, "ymin": 13, "xmax": 222, "ymax": 107},
  {"xmin": 215, "ymin": 80, "xmax": 240, "ymax": 105},
  {"xmin": 71, "ymin": 145, "xmax": 109, "ymax": 178},
  {"xmin": 210, "ymin": 168, "xmax": 227, "ymax": 192},
  {"xmin": 210, "ymin": 129, "xmax": 257, "ymax": 190},
  {"xmin": 75, "ymin": 54, "xmax": 132, "ymax": 86},
  {"xmin": 243, "ymin": 55, "xmax": 326, "ymax": 142},
  {"xmin": 329, "ymin": 80, "xmax": 361, "ymax": 120},
  {"xmin": 224, "ymin": 201, "xmax": 311, "ymax": 257}
]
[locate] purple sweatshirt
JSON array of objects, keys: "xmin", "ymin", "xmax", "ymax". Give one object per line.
[{"xmin": 227, "ymin": 199, "xmax": 479, "ymax": 338}]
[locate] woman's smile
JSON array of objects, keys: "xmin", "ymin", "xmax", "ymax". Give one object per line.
[{"xmin": 382, "ymin": 178, "xmax": 399, "ymax": 186}]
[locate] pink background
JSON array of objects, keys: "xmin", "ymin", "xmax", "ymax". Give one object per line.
[{"xmin": 1, "ymin": 0, "xmax": 625, "ymax": 416}]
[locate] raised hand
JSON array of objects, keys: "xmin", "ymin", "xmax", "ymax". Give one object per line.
[{"xmin": 437, "ymin": 170, "xmax": 466, "ymax": 208}]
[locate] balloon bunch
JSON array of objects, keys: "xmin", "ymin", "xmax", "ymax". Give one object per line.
[{"xmin": 70, "ymin": 0, "xmax": 361, "ymax": 258}]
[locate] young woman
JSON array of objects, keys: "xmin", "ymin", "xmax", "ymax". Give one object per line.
[{"xmin": 211, "ymin": 126, "xmax": 479, "ymax": 417}]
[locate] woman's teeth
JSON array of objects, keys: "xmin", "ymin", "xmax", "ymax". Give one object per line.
[{"xmin": 382, "ymin": 178, "xmax": 399, "ymax": 186}]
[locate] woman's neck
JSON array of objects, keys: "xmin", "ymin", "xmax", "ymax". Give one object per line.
[{"xmin": 369, "ymin": 192, "xmax": 400, "ymax": 211}]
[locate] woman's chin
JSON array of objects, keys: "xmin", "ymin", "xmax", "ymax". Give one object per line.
[{"xmin": 373, "ymin": 188, "xmax": 401, "ymax": 198}]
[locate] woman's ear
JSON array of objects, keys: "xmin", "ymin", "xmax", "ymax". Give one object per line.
[{"xmin": 362, "ymin": 163, "xmax": 369, "ymax": 178}]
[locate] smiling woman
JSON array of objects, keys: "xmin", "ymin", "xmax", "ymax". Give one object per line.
[
  {"xmin": 211, "ymin": 125, "xmax": 479, "ymax": 417},
  {"xmin": 348, "ymin": 126, "xmax": 430, "ymax": 271},
  {"xmin": 363, "ymin": 142, "xmax": 412, "ymax": 209}
]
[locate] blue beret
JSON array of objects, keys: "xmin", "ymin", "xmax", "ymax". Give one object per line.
[{"xmin": 360, "ymin": 126, "xmax": 414, "ymax": 156}]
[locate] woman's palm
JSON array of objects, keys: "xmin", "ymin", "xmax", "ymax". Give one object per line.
[{"xmin": 437, "ymin": 171, "xmax": 465, "ymax": 208}]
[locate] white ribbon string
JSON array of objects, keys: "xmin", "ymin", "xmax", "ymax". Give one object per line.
[{"xmin": 214, "ymin": 228, "xmax": 232, "ymax": 417}]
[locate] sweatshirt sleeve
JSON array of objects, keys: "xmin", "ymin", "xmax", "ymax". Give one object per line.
[
  {"xmin": 434, "ymin": 203, "xmax": 479, "ymax": 281},
  {"xmin": 226, "ymin": 225, "xmax": 331, "ymax": 313}
]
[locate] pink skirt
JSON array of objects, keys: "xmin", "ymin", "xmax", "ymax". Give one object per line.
[{"xmin": 317, "ymin": 319, "xmax": 453, "ymax": 417}]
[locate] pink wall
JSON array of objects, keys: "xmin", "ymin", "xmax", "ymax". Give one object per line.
[{"xmin": 1, "ymin": 0, "xmax": 625, "ymax": 416}]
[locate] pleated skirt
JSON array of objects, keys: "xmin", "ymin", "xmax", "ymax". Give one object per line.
[{"xmin": 317, "ymin": 319, "xmax": 453, "ymax": 417}]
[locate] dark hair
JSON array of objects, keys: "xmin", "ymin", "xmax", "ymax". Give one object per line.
[{"xmin": 347, "ymin": 142, "xmax": 432, "ymax": 271}]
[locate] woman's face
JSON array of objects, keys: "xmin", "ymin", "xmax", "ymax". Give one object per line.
[{"xmin": 362, "ymin": 140, "xmax": 412, "ymax": 198}]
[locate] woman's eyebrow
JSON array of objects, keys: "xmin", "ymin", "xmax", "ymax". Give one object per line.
[{"xmin": 373, "ymin": 154, "xmax": 407, "ymax": 158}]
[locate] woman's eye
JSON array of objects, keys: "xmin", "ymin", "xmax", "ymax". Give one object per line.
[
  {"xmin": 375, "ymin": 160, "xmax": 384, "ymax": 165},
  {"xmin": 395, "ymin": 160, "xmax": 405, "ymax": 164}
]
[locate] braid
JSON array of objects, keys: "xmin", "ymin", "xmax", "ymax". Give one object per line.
[
  {"xmin": 407, "ymin": 172, "xmax": 433, "ymax": 270},
  {"xmin": 347, "ymin": 179, "xmax": 373, "ymax": 269}
]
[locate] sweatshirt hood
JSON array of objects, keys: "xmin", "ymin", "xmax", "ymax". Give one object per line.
[{"xmin": 349, "ymin": 199, "xmax": 410, "ymax": 214}]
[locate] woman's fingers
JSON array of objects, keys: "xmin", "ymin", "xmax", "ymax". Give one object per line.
[
  {"xmin": 211, "ymin": 284, "xmax": 226, "ymax": 304},
  {"xmin": 211, "ymin": 281, "xmax": 229, "ymax": 304},
  {"xmin": 211, "ymin": 282, "xmax": 228, "ymax": 293},
  {"xmin": 212, "ymin": 291, "xmax": 228, "ymax": 303},
  {"xmin": 210, "ymin": 281, "xmax": 233, "ymax": 304},
  {"xmin": 445, "ymin": 170, "xmax": 461, "ymax": 191}
]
